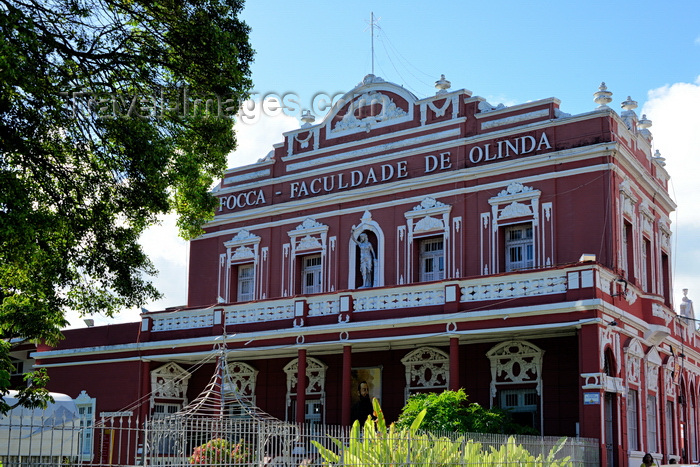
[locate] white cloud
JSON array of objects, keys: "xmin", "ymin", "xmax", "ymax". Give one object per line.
[{"xmin": 643, "ymin": 76, "xmax": 700, "ymax": 308}]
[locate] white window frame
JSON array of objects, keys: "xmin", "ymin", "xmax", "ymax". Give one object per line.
[
  {"xmin": 283, "ymin": 357, "xmax": 327, "ymax": 424},
  {"xmin": 647, "ymin": 394, "xmax": 658, "ymax": 453},
  {"xmin": 75, "ymin": 391, "xmax": 96, "ymax": 462},
  {"xmin": 419, "ymin": 237, "xmax": 445, "ymax": 282},
  {"xmin": 153, "ymin": 402, "xmax": 181, "ymax": 418},
  {"xmin": 302, "ymin": 254, "xmax": 323, "ymax": 294},
  {"xmin": 505, "ymin": 223, "xmax": 534, "ymax": 272},
  {"xmin": 641, "ymin": 237, "xmax": 649, "ymax": 291},
  {"xmin": 627, "ymin": 388, "xmax": 639, "ymax": 451},
  {"xmin": 237, "ymin": 263, "xmax": 255, "ymax": 302},
  {"xmin": 223, "ymin": 229, "xmax": 261, "ymax": 303},
  {"xmin": 499, "ymin": 388, "xmax": 539, "ymax": 429}
]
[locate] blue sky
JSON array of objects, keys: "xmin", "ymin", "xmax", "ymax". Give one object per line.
[{"xmin": 72, "ymin": 1, "xmax": 700, "ymax": 326}]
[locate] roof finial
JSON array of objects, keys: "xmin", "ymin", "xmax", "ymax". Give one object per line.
[
  {"xmin": 435, "ymin": 74, "xmax": 451, "ymax": 95},
  {"xmin": 593, "ymin": 82, "xmax": 613, "ymax": 109}
]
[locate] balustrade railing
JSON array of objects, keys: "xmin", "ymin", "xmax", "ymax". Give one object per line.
[{"xmin": 149, "ymin": 267, "xmax": 587, "ymax": 332}]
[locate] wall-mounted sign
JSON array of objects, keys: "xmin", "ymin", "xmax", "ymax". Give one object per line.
[{"xmin": 583, "ymin": 392, "xmax": 601, "ymax": 405}]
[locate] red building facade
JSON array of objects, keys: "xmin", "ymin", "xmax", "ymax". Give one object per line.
[{"xmin": 35, "ymin": 75, "xmax": 696, "ymax": 466}]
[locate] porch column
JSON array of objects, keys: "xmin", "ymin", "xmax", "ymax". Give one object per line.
[
  {"xmin": 139, "ymin": 359, "xmax": 150, "ymax": 422},
  {"xmin": 342, "ymin": 345, "xmax": 352, "ymax": 426},
  {"xmin": 296, "ymin": 348, "xmax": 307, "ymax": 424},
  {"xmin": 449, "ymin": 336, "xmax": 460, "ymax": 391}
]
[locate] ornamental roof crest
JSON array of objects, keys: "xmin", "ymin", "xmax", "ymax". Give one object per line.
[{"xmin": 332, "ymin": 91, "xmax": 408, "ymax": 133}]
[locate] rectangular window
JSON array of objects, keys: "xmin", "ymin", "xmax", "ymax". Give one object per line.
[
  {"xmin": 153, "ymin": 403, "xmax": 181, "ymax": 455},
  {"xmin": 647, "ymin": 394, "xmax": 658, "ymax": 453},
  {"xmin": 623, "ymin": 221, "xmax": 634, "ymax": 280},
  {"xmin": 499, "ymin": 388, "xmax": 539, "ymax": 430},
  {"xmin": 505, "ymin": 224, "xmax": 534, "ymax": 272},
  {"xmin": 153, "ymin": 402, "xmax": 180, "ymax": 418},
  {"xmin": 627, "ymin": 388, "xmax": 639, "ymax": 451},
  {"xmin": 662, "ymin": 253, "xmax": 671, "ymax": 306},
  {"xmin": 302, "ymin": 255, "xmax": 323, "ymax": 294},
  {"xmin": 288, "ymin": 399, "xmax": 324, "ymax": 426},
  {"xmin": 666, "ymin": 400, "xmax": 675, "ymax": 455},
  {"xmin": 237, "ymin": 264, "xmax": 255, "ymax": 302},
  {"xmin": 419, "ymin": 237, "xmax": 445, "ymax": 282},
  {"xmin": 9, "ymin": 358, "xmax": 23, "ymax": 376},
  {"xmin": 642, "ymin": 238, "xmax": 652, "ymax": 292},
  {"xmin": 77, "ymin": 400, "xmax": 96, "ymax": 461}
]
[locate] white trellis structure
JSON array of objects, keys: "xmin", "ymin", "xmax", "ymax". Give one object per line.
[{"xmin": 143, "ymin": 342, "xmax": 300, "ymax": 466}]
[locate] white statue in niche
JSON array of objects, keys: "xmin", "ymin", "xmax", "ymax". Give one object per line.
[{"xmin": 351, "ymin": 229, "xmax": 376, "ymax": 288}]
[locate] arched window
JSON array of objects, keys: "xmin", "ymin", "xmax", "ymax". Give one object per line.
[
  {"xmin": 487, "ymin": 340, "xmax": 544, "ymax": 431},
  {"xmin": 150, "ymin": 362, "xmax": 191, "ymax": 415},
  {"xmin": 604, "ymin": 348, "xmax": 617, "ymax": 377},
  {"xmin": 283, "ymin": 357, "xmax": 327, "ymax": 425}
]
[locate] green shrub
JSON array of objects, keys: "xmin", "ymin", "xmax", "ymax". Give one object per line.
[{"xmin": 395, "ymin": 388, "xmax": 539, "ymax": 435}]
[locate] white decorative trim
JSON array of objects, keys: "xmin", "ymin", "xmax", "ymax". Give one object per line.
[
  {"xmin": 286, "ymin": 128, "xmax": 459, "ymax": 172},
  {"xmin": 224, "ymin": 362, "xmax": 258, "ymax": 400},
  {"xmin": 646, "ymin": 347, "xmax": 661, "ymax": 393},
  {"xmin": 461, "ymin": 273, "xmax": 567, "ymax": 301},
  {"xmin": 151, "ymin": 363, "xmax": 190, "ymax": 406},
  {"xmin": 489, "ymin": 182, "xmax": 541, "ymax": 229},
  {"xmin": 223, "ymin": 169, "xmax": 270, "ymax": 186},
  {"xmin": 296, "ymin": 235, "xmax": 323, "ymax": 251},
  {"xmin": 664, "ymin": 359, "xmax": 677, "ymax": 397},
  {"xmin": 487, "ymin": 341, "xmax": 544, "ymax": 401},
  {"xmin": 151, "ymin": 310, "xmax": 215, "ymax": 331},
  {"xmin": 401, "ymin": 347, "xmax": 449, "ymax": 399},
  {"xmin": 403, "ymin": 197, "xmax": 452, "ymax": 281},
  {"xmin": 224, "ymin": 229, "xmax": 261, "ymax": 249},
  {"xmin": 619, "ymin": 179, "xmax": 638, "ymax": 218},
  {"xmin": 231, "ymin": 245, "xmax": 254, "ymax": 261},
  {"xmin": 414, "ymin": 215, "xmax": 444, "ymax": 233},
  {"xmin": 224, "ymin": 303, "xmax": 294, "ymax": 325},
  {"xmin": 332, "ymin": 91, "xmax": 408, "ymax": 133},
  {"xmin": 354, "ymin": 288, "xmax": 445, "ymax": 312},
  {"xmin": 498, "ymin": 201, "xmax": 533, "ymax": 220},
  {"xmin": 624, "ymin": 338, "xmax": 644, "ymax": 385},
  {"xmin": 308, "ymin": 298, "xmax": 340, "ymax": 317},
  {"xmin": 481, "ymin": 109, "xmax": 550, "ymax": 129},
  {"xmin": 284, "ymin": 357, "xmax": 327, "ymax": 396}
]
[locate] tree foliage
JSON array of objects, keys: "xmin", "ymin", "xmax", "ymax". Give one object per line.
[
  {"xmin": 395, "ymin": 389, "xmax": 539, "ymax": 435},
  {"xmin": 0, "ymin": 0, "xmax": 253, "ymax": 412}
]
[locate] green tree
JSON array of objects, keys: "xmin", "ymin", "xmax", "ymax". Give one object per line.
[
  {"xmin": 395, "ymin": 389, "xmax": 539, "ymax": 435},
  {"xmin": 0, "ymin": 0, "xmax": 253, "ymax": 413}
]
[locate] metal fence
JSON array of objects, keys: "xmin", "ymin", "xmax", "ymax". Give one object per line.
[{"xmin": 0, "ymin": 411, "xmax": 600, "ymax": 466}]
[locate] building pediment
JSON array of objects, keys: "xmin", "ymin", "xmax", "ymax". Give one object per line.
[{"xmin": 322, "ymin": 75, "xmax": 416, "ymax": 139}]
